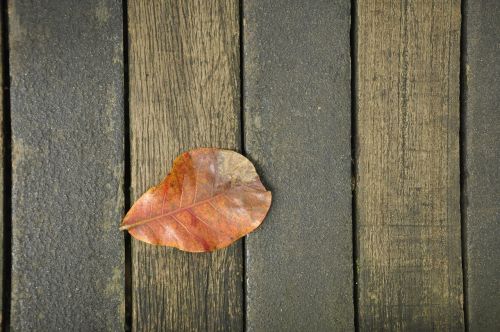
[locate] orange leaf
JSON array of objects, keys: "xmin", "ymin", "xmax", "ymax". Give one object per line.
[{"xmin": 120, "ymin": 148, "xmax": 272, "ymax": 252}]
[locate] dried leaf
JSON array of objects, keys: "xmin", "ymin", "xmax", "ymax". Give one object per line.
[{"xmin": 120, "ymin": 148, "xmax": 272, "ymax": 252}]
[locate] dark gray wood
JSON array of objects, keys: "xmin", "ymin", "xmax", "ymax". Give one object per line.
[
  {"xmin": 9, "ymin": 1, "xmax": 124, "ymax": 330},
  {"xmin": 243, "ymin": 1, "xmax": 354, "ymax": 330},
  {"xmin": 463, "ymin": 0, "xmax": 500, "ymax": 330}
]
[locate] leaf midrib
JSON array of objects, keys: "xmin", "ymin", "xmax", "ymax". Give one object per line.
[{"xmin": 120, "ymin": 192, "xmax": 227, "ymax": 231}]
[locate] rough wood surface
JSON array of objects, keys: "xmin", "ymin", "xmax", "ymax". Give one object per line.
[
  {"xmin": 8, "ymin": 0, "xmax": 124, "ymax": 330},
  {"xmin": 128, "ymin": 1, "xmax": 242, "ymax": 330},
  {"xmin": 463, "ymin": 0, "xmax": 500, "ymax": 330},
  {"xmin": 243, "ymin": 1, "xmax": 354, "ymax": 330},
  {"xmin": 355, "ymin": 1, "xmax": 463, "ymax": 330}
]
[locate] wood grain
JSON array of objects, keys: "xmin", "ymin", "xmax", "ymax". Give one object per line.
[
  {"xmin": 463, "ymin": 0, "xmax": 500, "ymax": 329},
  {"xmin": 9, "ymin": 0, "xmax": 124, "ymax": 330},
  {"xmin": 128, "ymin": 0, "xmax": 242, "ymax": 330},
  {"xmin": 355, "ymin": 0, "xmax": 464, "ymax": 330}
]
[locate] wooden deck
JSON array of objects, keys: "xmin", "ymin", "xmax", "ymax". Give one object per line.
[{"xmin": 0, "ymin": 0, "xmax": 498, "ymax": 331}]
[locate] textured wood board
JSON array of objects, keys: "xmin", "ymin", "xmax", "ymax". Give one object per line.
[
  {"xmin": 243, "ymin": 1, "xmax": 354, "ymax": 330},
  {"xmin": 8, "ymin": 0, "xmax": 125, "ymax": 330},
  {"xmin": 355, "ymin": 0, "xmax": 463, "ymax": 330},
  {"xmin": 127, "ymin": 0, "xmax": 242, "ymax": 330},
  {"xmin": 463, "ymin": 0, "xmax": 500, "ymax": 330}
]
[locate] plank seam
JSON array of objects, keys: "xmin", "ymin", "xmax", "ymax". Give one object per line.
[
  {"xmin": 1, "ymin": 1, "xmax": 11, "ymax": 330},
  {"xmin": 239, "ymin": 0, "xmax": 247, "ymax": 330},
  {"xmin": 350, "ymin": 0, "xmax": 359, "ymax": 331},
  {"xmin": 459, "ymin": 0, "xmax": 469, "ymax": 330},
  {"xmin": 122, "ymin": 0, "xmax": 132, "ymax": 331}
]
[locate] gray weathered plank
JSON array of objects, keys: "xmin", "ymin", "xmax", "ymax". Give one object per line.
[
  {"xmin": 463, "ymin": 0, "xmax": 500, "ymax": 330},
  {"xmin": 355, "ymin": 0, "xmax": 463, "ymax": 330},
  {"xmin": 9, "ymin": 1, "xmax": 124, "ymax": 330},
  {"xmin": 128, "ymin": 1, "xmax": 243, "ymax": 331},
  {"xmin": 243, "ymin": 1, "xmax": 354, "ymax": 330}
]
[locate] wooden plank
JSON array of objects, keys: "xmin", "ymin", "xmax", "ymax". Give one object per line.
[
  {"xmin": 463, "ymin": 0, "xmax": 500, "ymax": 329},
  {"xmin": 243, "ymin": 1, "xmax": 354, "ymax": 330},
  {"xmin": 355, "ymin": 1, "xmax": 463, "ymax": 330},
  {"xmin": 9, "ymin": 1, "xmax": 124, "ymax": 330},
  {"xmin": 127, "ymin": 1, "xmax": 242, "ymax": 330}
]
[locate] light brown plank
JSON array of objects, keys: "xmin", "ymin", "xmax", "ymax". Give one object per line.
[
  {"xmin": 128, "ymin": 0, "xmax": 242, "ymax": 330},
  {"xmin": 355, "ymin": 0, "xmax": 463, "ymax": 330}
]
